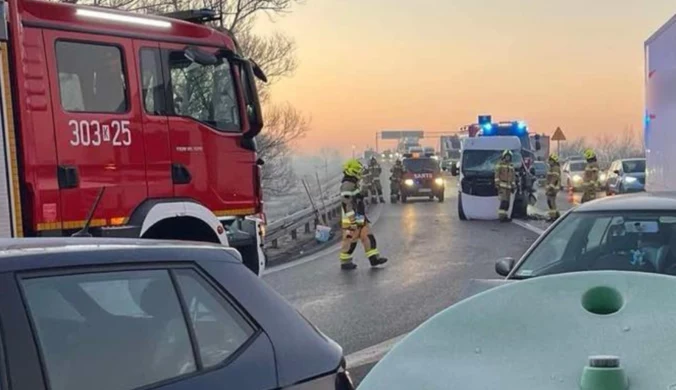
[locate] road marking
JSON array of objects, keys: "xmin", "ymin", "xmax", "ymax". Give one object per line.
[
  {"xmin": 511, "ymin": 219, "xmax": 545, "ymax": 235},
  {"xmin": 263, "ymin": 204, "xmax": 385, "ymax": 276},
  {"xmin": 345, "ymin": 333, "xmax": 408, "ymax": 368}
]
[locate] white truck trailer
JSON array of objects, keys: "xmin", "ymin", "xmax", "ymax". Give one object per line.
[{"xmin": 645, "ymin": 14, "xmax": 676, "ymax": 191}]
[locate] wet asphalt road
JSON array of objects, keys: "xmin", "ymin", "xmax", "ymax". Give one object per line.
[{"xmin": 263, "ymin": 174, "xmax": 542, "ymax": 385}]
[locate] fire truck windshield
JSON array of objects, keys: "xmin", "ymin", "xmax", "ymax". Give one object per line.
[
  {"xmin": 169, "ymin": 51, "xmax": 240, "ymax": 132},
  {"xmin": 403, "ymin": 158, "xmax": 440, "ymax": 173}
]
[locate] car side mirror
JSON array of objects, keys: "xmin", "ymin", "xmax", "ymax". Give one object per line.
[
  {"xmin": 613, "ymin": 170, "xmax": 620, "ymax": 175},
  {"xmin": 241, "ymin": 60, "xmax": 264, "ymax": 139},
  {"xmin": 495, "ymin": 257, "xmax": 516, "ymax": 277}
]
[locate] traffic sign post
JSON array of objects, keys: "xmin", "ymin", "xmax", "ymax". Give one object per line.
[{"xmin": 551, "ymin": 127, "xmax": 566, "ymax": 156}]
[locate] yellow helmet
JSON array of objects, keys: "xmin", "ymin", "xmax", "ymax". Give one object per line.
[
  {"xmin": 548, "ymin": 154, "xmax": 559, "ymax": 163},
  {"xmin": 501, "ymin": 149, "xmax": 513, "ymax": 159},
  {"xmin": 343, "ymin": 158, "xmax": 364, "ymax": 178},
  {"xmin": 583, "ymin": 148, "xmax": 596, "ymax": 160}
]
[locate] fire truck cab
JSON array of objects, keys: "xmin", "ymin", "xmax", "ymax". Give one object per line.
[{"xmin": 0, "ymin": 1, "xmax": 268, "ymax": 274}]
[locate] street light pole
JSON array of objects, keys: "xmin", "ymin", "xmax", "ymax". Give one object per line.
[{"xmin": 375, "ymin": 132, "xmax": 379, "ymax": 153}]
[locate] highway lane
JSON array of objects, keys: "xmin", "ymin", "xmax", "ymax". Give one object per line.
[{"xmin": 263, "ymin": 175, "xmax": 540, "ymax": 384}]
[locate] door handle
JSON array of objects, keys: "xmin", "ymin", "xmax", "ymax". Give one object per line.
[
  {"xmin": 171, "ymin": 163, "xmax": 192, "ymax": 184},
  {"xmin": 57, "ymin": 165, "xmax": 79, "ymax": 189}
]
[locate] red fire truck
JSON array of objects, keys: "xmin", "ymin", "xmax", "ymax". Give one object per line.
[{"xmin": 0, "ymin": 1, "xmax": 268, "ymax": 274}]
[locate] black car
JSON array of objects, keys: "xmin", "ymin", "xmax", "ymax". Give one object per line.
[{"xmin": 0, "ymin": 238, "xmax": 354, "ymax": 390}]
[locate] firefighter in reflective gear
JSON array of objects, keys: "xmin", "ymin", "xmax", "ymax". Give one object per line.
[
  {"xmin": 545, "ymin": 154, "xmax": 561, "ymax": 221},
  {"xmin": 368, "ymin": 156, "xmax": 385, "ymax": 203},
  {"xmin": 494, "ymin": 150, "xmax": 516, "ymax": 222},
  {"xmin": 390, "ymin": 159, "xmax": 404, "ymax": 202},
  {"xmin": 581, "ymin": 148, "xmax": 600, "ymax": 204},
  {"xmin": 339, "ymin": 159, "xmax": 388, "ymax": 270}
]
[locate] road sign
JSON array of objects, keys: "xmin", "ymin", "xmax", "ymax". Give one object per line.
[
  {"xmin": 551, "ymin": 127, "xmax": 566, "ymax": 141},
  {"xmin": 381, "ymin": 131, "xmax": 424, "ymax": 140}
]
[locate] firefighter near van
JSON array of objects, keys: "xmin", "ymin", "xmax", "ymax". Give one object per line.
[
  {"xmin": 494, "ymin": 150, "xmax": 516, "ymax": 222},
  {"xmin": 581, "ymin": 149, "xmax": 600, "ymax": 204},
  {"xmin": 545, "ymin": 154, "xmax": 561, "ymax": 221},
  {"xmin": 369, "ymin": 156, "xmax": 385, "ymax": 204},
  {"xmin": 390, "ymin": 160, "xmax": 404, "ymax": 203},
  {"xmin": 339, "ymin": 159, "xmax": 388, "ymax": 270}
]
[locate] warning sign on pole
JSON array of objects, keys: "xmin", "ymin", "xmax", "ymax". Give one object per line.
[{"xmin": 551, "ymin": 127, "xmax": 566, "ymax": 141}]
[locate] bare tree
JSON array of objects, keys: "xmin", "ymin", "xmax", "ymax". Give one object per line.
[{"xmin": 257, "ymin": 103, "xmax": 310, "ymax": 196}]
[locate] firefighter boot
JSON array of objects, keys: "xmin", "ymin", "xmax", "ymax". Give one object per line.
[
  {"xmin": 369, "ymin": 255, "xmax": 388, "ymax": 267},
  {"xmin": 341, "ymin": 262, "xmax": 357, "ymax": 270}
]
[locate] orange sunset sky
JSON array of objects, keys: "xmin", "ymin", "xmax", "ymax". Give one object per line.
[{"xmin": 256, "ymin": 0, "xmax": 676, "ymax": 153}]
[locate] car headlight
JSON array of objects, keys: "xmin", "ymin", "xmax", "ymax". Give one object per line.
[
  {"xmin": 404, "ymin": 179, "xmax": 414, "ymax": 186},
  {"xmin": 624, "ymin": 176, "xmax": 637, "ymax": 183},
  {"xmin": 434, "ymin": 177, "xmax": 444, "ymax": 185},
  {"xmin": 599, "ymin": 173, "xmax": 607, "ymax": 181},
  {"xmin": 573, "ymin": 175, "xmax": 582, "ymax": 182}
]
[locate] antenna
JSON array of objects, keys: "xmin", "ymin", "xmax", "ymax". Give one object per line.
[{"xmin": 72, "ymin": 187, "xmax": 106, "ymax": 238}]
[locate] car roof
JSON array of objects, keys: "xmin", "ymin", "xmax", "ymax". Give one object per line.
[
  {"xmin": 0, "ymin": 238, "xmax": 241, "ymax": 272},
  {"xmin": 573, "ymin": 192, "xmax": 676, "ymax": 212}
]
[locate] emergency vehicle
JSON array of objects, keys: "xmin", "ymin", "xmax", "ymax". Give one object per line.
[
  {"xmin": 645, "ymin": 12, "xmax": 676, "ymax": 191},
  {"xmin": 0, "ymin": 1, "xmax": 268, "ymax": 274},
  {"xmin": 399, "ymin": 153, "xmax": 445, "ymax": 203},
  {"xmin": 452, "ymin": 136, "xmax": 521, "ymax": 220}
]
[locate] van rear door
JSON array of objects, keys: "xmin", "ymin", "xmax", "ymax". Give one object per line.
[{"xmin": 43, "ymin": 31, "xmax": 148, "ymax": 230}]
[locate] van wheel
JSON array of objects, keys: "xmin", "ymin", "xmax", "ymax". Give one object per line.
[{"xmin": 458, "ymin": 195, "xmax": 467, "ymax": 220}]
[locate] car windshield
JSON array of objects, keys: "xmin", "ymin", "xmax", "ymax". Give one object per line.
[
  {"xmin": 568, "ymin": 161, "xmax": 586, "ymax": 172},
  {"xmin": 513, "ymin": 211, "xmax": 676, "ymax": 278},
  {"xmin": 403, "ymin": 158, "xmax": 439, "ymax": 173},
  {"xmin": 623, "ymin": 159, "xmax": 645, "ymax": 173},
  {"xmin": 461, "ymin": 149, "xmax": 522, "ymax": 173}
]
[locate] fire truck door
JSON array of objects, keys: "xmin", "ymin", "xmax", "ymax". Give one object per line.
[
  {"xmin": 43, "ymin": 31, "xmax": 148, "ymax": 230},
  {"xmin": 134, "ymin": 41, "xmax": 172, "ymax": 198},
  {"xmin": 159, "ymin": 42, "xmax": 256, "ymax": 215}
]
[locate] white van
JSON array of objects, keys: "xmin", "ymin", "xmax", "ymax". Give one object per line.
[{"xmin": 451, "ymin": 136, "xmax": 522, "ymax": 220}]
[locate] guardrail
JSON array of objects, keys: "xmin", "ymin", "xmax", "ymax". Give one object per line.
[
  {"xmin": 265, "ymin": 195, "xmax": 343, "ymax": 248},
  {"xmin": 264, "ymin": 166, "xmax": 387, "ymax": 249}
]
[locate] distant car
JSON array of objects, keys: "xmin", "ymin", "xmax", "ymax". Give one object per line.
[
  {"xmin": 0, "ymin": 238, "xmax": 354, "ymax": 390},
  {"xmin": 606, "ymin": 158, "xmax": 646, "ymax": 195},
  {"xmin": 561, "ymin": 160, "xmax": 586, "ymax": 191},
  {"xmin": 494, "ymin": 192, "xmax": 676, "ymax": 279}
]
